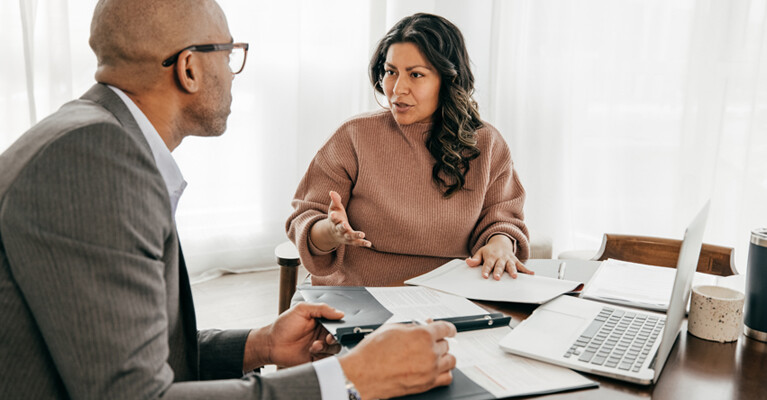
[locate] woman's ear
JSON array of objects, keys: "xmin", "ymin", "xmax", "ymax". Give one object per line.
[{"xmin": 174, "ymin": 50, "xmax": 201, "ymax": 94}]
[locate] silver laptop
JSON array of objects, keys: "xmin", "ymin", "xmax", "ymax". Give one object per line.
[{"xmin": 499, "ymin": 202, "xmax": 709, "ymax": 385}]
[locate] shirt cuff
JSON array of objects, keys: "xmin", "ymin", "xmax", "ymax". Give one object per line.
[{"xmin": 313, "ymin": 357, "xmax": 347, "ymax": 400}]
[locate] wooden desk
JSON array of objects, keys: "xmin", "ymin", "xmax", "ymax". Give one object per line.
[{"xmin": 476, "ymin": 259, "xmax": 767, "ymax": 399}]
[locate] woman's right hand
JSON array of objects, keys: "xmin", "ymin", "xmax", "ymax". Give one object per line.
[{"xmin": 309, "ymin": 190, "xmax": 372, "ymax": 252}]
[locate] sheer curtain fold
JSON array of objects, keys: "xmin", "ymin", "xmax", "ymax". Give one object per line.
[
  {"xmin": 491, "ymin": 0, "xmax": 767, "ymax": 270},
  {"xmin": 1, "ymin": 0, "xmax": 765, "ymax": 281},
  {"xmin": 19, "ymin": 0, "xmax": 38, "ymax": 125}
]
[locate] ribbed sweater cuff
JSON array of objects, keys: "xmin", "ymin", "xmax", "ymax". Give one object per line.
[
  {"xmin": 308, "ymin": 234, "xmax": 337, "ymax": 255},
  {"xmin": 487, "ymin": 232, "xmax": 517, "ymax": 254}
]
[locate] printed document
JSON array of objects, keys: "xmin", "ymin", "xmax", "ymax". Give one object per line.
[
  {"xmin": 451, "ymin": 327, "xmax": 597, "ymax": 398},
  {"xmin": 367, "ymin": 286, "xmax": 488, "ymax": 323},
  {"xmin": 405, "ymin": 259, "xmax": 583, "ymax": 304}
]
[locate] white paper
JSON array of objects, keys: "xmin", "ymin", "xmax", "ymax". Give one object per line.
[
  {"xmin": 451, "ymin": 327, "xmax": 596, "ymax": 398},
  {"xmin": 582, "ymin": 259, "xmax": 746, "ymax": 312},
  {"xmin": 404, "ymin": 259, "xmax": 583, "ymax": 304},
  {"xmin": 367, "ymin": 286, "xmax": 488, "ymax": 323}
]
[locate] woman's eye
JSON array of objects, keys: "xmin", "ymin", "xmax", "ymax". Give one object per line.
[
  {"xmin": 411, "ymin": 72, "xmax": 423, "ymax": 78},
  {"xmin": 385, "ymin": 70, "xmax": 395, "ymax": 76}
]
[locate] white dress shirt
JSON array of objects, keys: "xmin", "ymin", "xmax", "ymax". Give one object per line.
[
  {"xmin": 107, "ymin": 85, "xmax": 348, "ymax": 399},
  {"xmin": 108, "ymin": 86, "xmax": 187, "ymax": 215}
]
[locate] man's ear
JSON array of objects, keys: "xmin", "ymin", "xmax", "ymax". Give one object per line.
[{"xmin": 175, "ymin": 50, "xmax": 201, "ymax": 94}]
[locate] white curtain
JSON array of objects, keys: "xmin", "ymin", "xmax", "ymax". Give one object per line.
[
  {"xmin": 2, "ymin": 0, "xmax": 766, "ymax": 281},
  {"xmin": 490, "ymin": 0, "xmax": 767, "ymax": 272}
]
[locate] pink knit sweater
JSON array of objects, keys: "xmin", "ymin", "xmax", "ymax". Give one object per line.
[{"xmin": 286, "ymin": 110, "xmax": 529, "ymax": 286}]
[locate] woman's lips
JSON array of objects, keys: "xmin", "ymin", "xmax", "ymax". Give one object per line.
[{"xmin": 393, "ymin": 102, "xmax": 413, "ymax": 112}]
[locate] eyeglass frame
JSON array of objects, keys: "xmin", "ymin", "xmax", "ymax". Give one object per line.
[{"xmin": 161, "ymin": 42, "xmax": 249, "ymax": 74}]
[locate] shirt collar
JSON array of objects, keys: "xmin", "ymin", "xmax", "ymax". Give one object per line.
[{"xmin": 107, "ymin": 85, "xmax": 187, "ymax": 216}]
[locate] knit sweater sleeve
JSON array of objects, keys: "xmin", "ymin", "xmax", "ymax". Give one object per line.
[
  {"xmin": 285, "ymin": 124, "xmax": 358, "ymax": 277},
  {"xmin": 469, "ymin": 126, "xmax": 530, "ymax": 261}
]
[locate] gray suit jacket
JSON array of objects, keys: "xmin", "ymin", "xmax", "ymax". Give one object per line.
[{"xmin": 0, "ymin": 84, "xmax": 322, "ymax": 399}]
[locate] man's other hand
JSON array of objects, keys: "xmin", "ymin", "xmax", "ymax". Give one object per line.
[
  {"xmin": 243, "ymin": 302, "xmax": 343, "ymax": 370},
  {"xmin": 338, "ymin": 321, "xmax": 457, "ymax": 400}
]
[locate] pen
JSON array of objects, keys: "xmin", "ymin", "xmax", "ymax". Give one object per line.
[
  {"xmin": 558, "ymin": 261, "xmax": 567, "ymax": 280},
  {"xmin": 335, "ymin": 313, "xmax": 510, "ymax": 344},
  {"xmin": 435, "ymin": 313, "xmax": 510, "ymax": 332}
]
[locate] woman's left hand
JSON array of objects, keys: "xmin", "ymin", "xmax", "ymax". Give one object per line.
[{"xmin": 465, "ymin": 235, "xmax": 534, "ymax": 280}]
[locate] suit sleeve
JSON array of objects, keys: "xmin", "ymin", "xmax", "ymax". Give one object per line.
[
  {"xmin": 2, "ymin": 124, "xmax": 322, "ymax": 399},
  {"xmin": 198, "ymin": 329, "xmax": 250, "ymax": 380}
]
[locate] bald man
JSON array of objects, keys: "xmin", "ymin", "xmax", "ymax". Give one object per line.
[{"xmin": 0, "ymin": 1, "xmax": 456, "ymax": 399}]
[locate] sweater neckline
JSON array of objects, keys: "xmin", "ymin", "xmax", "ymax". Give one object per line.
[{"xmin": 396, "ymin": 119, "xmax": 433, "ymax": 136}]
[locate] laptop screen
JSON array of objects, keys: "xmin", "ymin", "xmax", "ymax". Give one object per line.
[{"xmin": 652, "ymin": 201, "xmax": 709, "ymax": 382}]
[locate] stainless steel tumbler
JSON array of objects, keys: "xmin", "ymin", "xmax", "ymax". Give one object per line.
[{"xmin": 745, "ymin": 228, "xmax": 767, "ymax": 342}]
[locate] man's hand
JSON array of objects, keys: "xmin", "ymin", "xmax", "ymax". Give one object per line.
[
  {"xmin": 243, "ymin": 302, "xmax": 343, "ymax": 370},
  {"xmin": 466, "ymin": 234, "xmax": 533, "ymax": 280},
  {"xmin": 309, "ymin": 190, "xmax": 372, "ymax": 251},
  {"xmin": 338, "ymin": 321, "xmax": 457, "ymax": 400}
]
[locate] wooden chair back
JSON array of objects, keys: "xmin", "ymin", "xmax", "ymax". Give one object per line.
[{"xmin": 592, "ymin": 234, "xmax": 737, "ymax": 276}]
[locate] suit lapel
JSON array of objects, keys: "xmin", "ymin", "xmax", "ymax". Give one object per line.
[{"xmin": 80, "ymin": 83, "xmax": 202, "ymax": 379}]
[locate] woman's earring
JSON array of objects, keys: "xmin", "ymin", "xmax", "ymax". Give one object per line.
[{"xmin": 373, "ymin": 83, "xmax": 389, "ymax": 110}]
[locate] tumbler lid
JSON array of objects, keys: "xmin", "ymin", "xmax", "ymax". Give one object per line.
[{"xmin": 752, "ymin": 228, "xmax": 767, "ymax": 247}]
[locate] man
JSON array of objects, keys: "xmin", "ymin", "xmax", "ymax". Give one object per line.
[{"xmin": 0, "ymin": 1, "xmax": 456, "ymax": 399}]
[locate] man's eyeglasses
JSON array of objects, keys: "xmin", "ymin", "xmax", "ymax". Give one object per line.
[{"xmin": 162, "ymin": 42, "xmax": 249, "ymax": 75}]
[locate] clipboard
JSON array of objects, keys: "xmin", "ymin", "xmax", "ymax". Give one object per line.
[
  {"xmin": 298, "ymin": 286, "xmax": 393, "ymax": 336},
  {"xmin": 300, "ymin": 285, "xmax": 598, "ymax": 399}
]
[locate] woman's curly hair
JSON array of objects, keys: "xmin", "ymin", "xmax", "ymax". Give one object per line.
[{"xmin": 369, "ymin": 13, "xmax": 482, "ymax": 198}]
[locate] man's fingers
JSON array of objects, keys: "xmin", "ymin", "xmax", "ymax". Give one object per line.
[
  {"xmin": 425, "ymin": 321, "xmax": 457, "ymax": 340},
  {"xmin": 437, "ymin": 353, "xmax": 457, "ymax": 373},
  {"xmin": 310, "ymin": 340, "xmax": 342, "ymax": 356},
  {"xmin": 309, "ymin": 340, "xmax": 323, "ymax": 353},
  {"xmin": 433, "ymin": 339, "xmax": 450, "ymax": 356},
  {"xmin": 432, "ymin": 369, "xmax": 454, "ymax": 388},
  {"xmin": 326, "ymin": 333, "xmax": 337, "ymax": 345},
  {"xmin": 299, "ymin": 303, "xmax": 345, "ymax": 320}
]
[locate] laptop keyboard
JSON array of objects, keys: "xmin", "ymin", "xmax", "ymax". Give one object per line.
[{"xmin": 563, "ymin": 307, "xmax": 664, "ymax": 372}]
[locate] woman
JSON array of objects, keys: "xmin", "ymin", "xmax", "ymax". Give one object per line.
[{"xmin": 286, "ymin": 13, "xmax": 530, "ymax": 286}]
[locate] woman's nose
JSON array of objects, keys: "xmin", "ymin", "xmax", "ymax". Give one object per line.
[{"xmin": 393, "ymin": 77, "xmax": 410, "ymax": 95}]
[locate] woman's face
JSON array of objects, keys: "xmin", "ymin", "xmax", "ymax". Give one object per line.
[{"xmin": 381, "ymin": 42, "xmax": 441, "ymax": 125}]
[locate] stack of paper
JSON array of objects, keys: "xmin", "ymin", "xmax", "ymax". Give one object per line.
[{"xmin": 581, "ymin": 259, "xmax": 746, "ymax": 312}]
